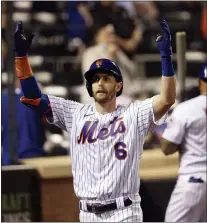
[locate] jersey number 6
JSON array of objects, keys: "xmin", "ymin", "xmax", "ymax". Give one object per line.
[{"xmin": 114, "ymin": 142, "xmax": 127, "ymax": 160}]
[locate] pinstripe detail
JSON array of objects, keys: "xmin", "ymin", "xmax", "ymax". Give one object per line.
[{"xmin": 47, "ymin": 96, "xmax": 160, "ymax": 221}]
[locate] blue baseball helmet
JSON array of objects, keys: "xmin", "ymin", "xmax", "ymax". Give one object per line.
[
  {"xmin": 84, "ymin": 58, "xmax": 123, "ymax": 97},
  {"xmin": 199, "ymin": 63, "xmax": 207, "ymax": 83}
]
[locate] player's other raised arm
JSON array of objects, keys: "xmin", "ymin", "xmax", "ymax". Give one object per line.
[{"xmin": 152, "ymin": 20, "xmax": 176, "ymax": 121}]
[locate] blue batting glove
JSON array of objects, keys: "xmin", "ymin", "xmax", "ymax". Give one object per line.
[
  {"xmin": 14, "ymin": 21, "xmax": 35, "ymax": 57},
  {"xmin": 156, "ymin": 19, "xmax": 172, "ymax": 57}
]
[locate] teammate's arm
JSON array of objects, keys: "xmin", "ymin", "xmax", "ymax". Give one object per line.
[
  {"xmin": 152, "ymin": 20, "xmax": 176, "ymax": 121},
  {"xmin": 160, "ymin": 138, "xmax": 179, "ymax": 155},
  {"xmin": 160, "ymin": 107, "xmax": 185, "ymax": 155}
]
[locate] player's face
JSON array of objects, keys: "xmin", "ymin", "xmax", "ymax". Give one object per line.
[{"xmin": 92, "ymin": 73, "xmax": 122, "ymax": 103}]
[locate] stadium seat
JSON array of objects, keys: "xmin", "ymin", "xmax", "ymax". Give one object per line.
[
  {"xmin": 29, "ymin": 55, "xmax": 44, "ymax": 67},
  {"xmin": 42, "ymin": 85, "xmax": 68, "ymax": 98},
  {"xmin": 13, "ymin": 2, "xmax": 32, "ymax": 11},
  {"xmin": 12, "ymin": 12, "xmax": 31, "ymax": 23},
  {"xmin": 44, "ymin": 133, "xmax": 69, "ymax": 155},
  {"xmin": 1, "ymin": 72, "xmax": 8, "ymax": 85},
  {"xmin": 33, "ymin": 12, "xmax": 57, "ymax": 25},
  {"xmin": 35, "ymin": 71, "xmax": 53, "ymax": 85}
]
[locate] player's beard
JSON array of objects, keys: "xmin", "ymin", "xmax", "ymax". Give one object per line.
[{"xmin": 93, "ymin": 87, "xmax": 116, "ymax": 104}]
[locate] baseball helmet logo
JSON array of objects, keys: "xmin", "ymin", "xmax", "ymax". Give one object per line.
[{"xmin": 96, "ymin": 59, "xmax": 102, "ymax": 68}]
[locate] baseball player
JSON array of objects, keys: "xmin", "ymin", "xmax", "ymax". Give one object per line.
[
  {"xmin": 161, "ymin": 64, "xmax": 207, "ymax": 222},
  {"xmin": 14, "ymin": 20, "xmax": 176, "ymax": 222}
]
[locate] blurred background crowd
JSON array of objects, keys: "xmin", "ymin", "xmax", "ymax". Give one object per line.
[{"xmin": 1, "ymin": 1, "xmax": 207, "ymax": 164}]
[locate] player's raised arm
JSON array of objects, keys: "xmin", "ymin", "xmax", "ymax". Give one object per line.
[
  {"xmin": 152, "ymin": 20, "xmax": 176, "ymax": 121},
  {"xmin": 14, "ymin": 21, "xmax": 52, "ymax": 116},
  {"xmin": 14, "ymin": 21, "xmax": 80, "ymax": 132}
]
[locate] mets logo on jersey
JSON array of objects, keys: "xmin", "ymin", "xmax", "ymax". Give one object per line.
[
  {"xmin": 77, "ymin": 116, "xmax": 126, "ymax": 144},
  {"xmin": 96, "ymin": 59, "xmax": 102, "ymax": 68}
]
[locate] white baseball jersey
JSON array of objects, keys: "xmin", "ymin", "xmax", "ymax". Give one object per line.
[
  {"xmin": 162, "ymin": 95, "xmax": 207, "ymax": 222},
  {"xmin": 47, "ymin": 95, "xmax": 161, "ymax": 201},
  {"xmin": 162, "ymin": 95, "xmax": 207, "ymax": 175}
]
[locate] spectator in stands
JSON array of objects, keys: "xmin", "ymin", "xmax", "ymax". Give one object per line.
[
  {"xmin": 90, "ymin": 1, "xmax": 143, "ymax": 55},
  {"xmin": 1, "ymin": 80, "xmax": 46, "ymax": 165},
  {"xmin": 116, "ymin": 1, "xmax": 160, "ymax": 28},
  {"xmin": 66, "ymin": 1, "xmax": 93, "ymax": 44},
  {"xmin": 134, "ymin": 2, "xmax": 160, "ymax": 27},
  {"xmin": 81, "ymin": 22, "xmax": 138, "ymax": 104},
  {"xmin": 179, "ymin": 1, "xmax": 204, "ymax": 50}
]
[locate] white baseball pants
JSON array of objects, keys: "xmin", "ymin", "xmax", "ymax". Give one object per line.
[{"xmin": 165, "ymin": 174, "xmax": 207, "ymax": 222}]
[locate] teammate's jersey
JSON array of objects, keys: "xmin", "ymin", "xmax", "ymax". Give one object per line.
[
  {"xmin": 162, "ymin": 95, "xmax": 207, "ymax": 175},
  {"xmin": 47, "ymin": 95, "xmax": 158, "ymax": 201}
]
